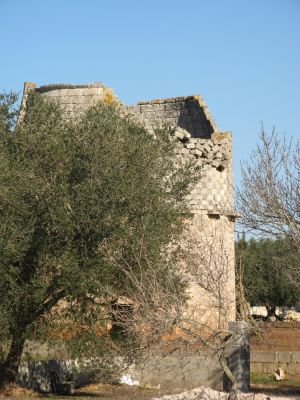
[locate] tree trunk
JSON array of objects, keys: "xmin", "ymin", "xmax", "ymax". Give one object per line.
[
  {"xmin": 218, "ymin": 353, "xmax": 238, "ymax": 400},
  {"xmin": 266, "ymin": 304, "xmax": 277, "ymax": 321},
  {"xmin": 0, "ymin": 333, "xmax": 26, "ymax": 387}
]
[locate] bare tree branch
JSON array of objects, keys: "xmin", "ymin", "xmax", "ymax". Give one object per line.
[{"xmin": 236, "ymin": 128, "xmax": 300, "ymax": 286}]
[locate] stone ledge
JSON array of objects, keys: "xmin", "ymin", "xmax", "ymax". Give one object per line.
[
  {"xmin": 250, "ymin": 352, "xmax": 277, "ymax": 363},
  {"xmin": 36, "ymin": 82, "xmax": 105, "ymax": 92},
  {"xmin": 137, "ymin": 95, "xmax": 202, "ymax": 105}
]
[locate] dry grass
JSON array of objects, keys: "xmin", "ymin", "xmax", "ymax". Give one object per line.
[
  {"xmin": 76, "ymin": 382, "xmax": 177, "ymax": 399},
  {"xmin": 0, "ymin": 384, "xmax": 38, "ymax": 398},
  {"xmin": 0, "ymin": 383, "xmax": 175, "ymax": 400},
  {"xmin": 251, "ymin": 323, "xmax": 300, "ymax": 352}
]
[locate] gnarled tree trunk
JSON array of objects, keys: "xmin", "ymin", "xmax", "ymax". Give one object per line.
[
  {"xmin": 218, "ymin": 353, "xmax": 238, "ymax": 400},
  {"xmin": 0, "ymin": 333, "xmax": 26, "ymax": 388}
]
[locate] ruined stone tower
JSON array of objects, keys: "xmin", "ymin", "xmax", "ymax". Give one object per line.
[{"xmin": 21, "ymin": 82, "xmax": 237, "ymax": 328}]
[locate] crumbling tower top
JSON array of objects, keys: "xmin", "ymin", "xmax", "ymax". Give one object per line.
[{"xmin": 21, "ymin": 81, "xmax": 118, "ymax": 121}]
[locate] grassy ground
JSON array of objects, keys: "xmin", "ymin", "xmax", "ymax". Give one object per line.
[
  {"xmin": 250, "ymin": 372, "xmax": 300, "ymax": 397},
  {"xmin": 251, "ymin": 372, "xmax": 300, "ymax": 386}
]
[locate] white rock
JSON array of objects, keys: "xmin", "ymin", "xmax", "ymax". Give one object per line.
[
  {"xmin": 120, "ymin": 374, "xmax": 139, "ymax": 386},
  {"xmin": 284, "ymin": 309, "xmax": 300, "ymax": 321},
  {"xmin": 151, "ymin": 386, "xmax": 280, "ymax": 400},
  {"xmin": 274, "ymin": 367, "xmax": 285, "ymax": 381}
]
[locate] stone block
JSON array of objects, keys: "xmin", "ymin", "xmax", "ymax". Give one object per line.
[
  {"xmin": 188, "ymin": 138, "xmax": 198, "ymax": 145},
  {"xmin": 277, "ymin": 352, "xmax": 291, "ymax": 363},
  {"xmin": 70, "ymin": 88, "xmax": 84, "ymax": 96},
  {"xmin": 165, "ymin": 103, "xmax": 177, "ymax": 111},
  {"xmin": 211, "ymin": 146, "xmax": 220, "ymax": 153},
  {"xmin": 71, "ymin": 95, "xmax": 88, "ymax": 104},
  {"xmin": 42, "ymin": 89, "xmax": 61, "ymax": 97},
  {"xmin": 181, "ymin": 148, "xmax": 190, "ymax": 155},
  {"xmin": 82, "ymin": 96, "xmax": 98, "ymax": 105},
  {"xmin": 56, "ymin": 96, "xmax": 72, "ymax": 104},
  {"xmin": 48, "ymin": 89, "xmax": 69, "ymax": 97},
  {"xmin": 211, "ymin": 160, "xmax": 220, "ymax": 168},
  {"xmin": 214, "ymin": 152, "xmax": 223, "ymax": 159},
  {"xmin": 191, "ymin": 149, "xmax": 202, "ymax": 157},
  {"xmin": 165, "ymin": 110, "xmax": 179, "ymax": 118},
  {"xmin": 262, "ymin": 363, "xmax": 277, "ymax": 374},
  {"xmin": 291, "ymin": 352, "xmax": 300, "ymax": 363},
  {"xmin": 257, "ymin": 352, "xmax": 277, "ymax": 363},
  {"xmin": 250, "ymin": 362, "xmax": 263, "ymax": 373},
  {"xmin": 152, "ymin": 103, "xmax": 165, "ymax": 111},
  {"xmin": 251, "ymin": 352, "xmax": 264, "ymax": 363},
  {"xmin": 287, "ymin": 363, "xmax": 300, "ymax": 374},
  {"xmin": 81, "ymin": 88, "xmax": 101, "ymax": 96},
  {"xmin": 140, "ymin": 104, "xmax": 154, "ymax": 112},
  {"xmin": 186, "ymin": 143, "xmax": 195, "ymax": 149},
  {"xmin": 96, "ymin": 88, "xmax": 104, "ymax": 95}
]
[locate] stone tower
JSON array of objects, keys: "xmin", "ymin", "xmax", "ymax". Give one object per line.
[{"xmin": 21, "ymin": 82, "xmax": 237, "ymax": 328}]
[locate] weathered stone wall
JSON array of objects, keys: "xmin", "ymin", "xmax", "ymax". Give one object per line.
[
  {"xmin": 20, "ymin": 82, "xmax": 236, "ymax": 327},
  {"xmin": 124, "ymin": 95, "xmax": 218, "ymax": 137},
  {"xmin": 21, "ymin": 82, "xmax": 117, "ymax": 122},
  {"xmin": 18, "ymin": 354, "xmax": 224, "ymax": 392},
  {"xmin": 251, "ymin": 351, "xmax": 300, "ymax": 375},
  {"xmin": 127, "ymin": 96, "xmax": 236, "ymax": 326},
  {"xmin": 173, "ymin": 131, "xmax": 233, "ymax": 213}
]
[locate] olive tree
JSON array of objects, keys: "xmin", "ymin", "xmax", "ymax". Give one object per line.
[
  {"xmin": 235, "ymin": 237, "xmax": 300, "ymax": 317},
  {"xmin": 0, "ymin": 92, "xmax": 198, "ymax": 386}
]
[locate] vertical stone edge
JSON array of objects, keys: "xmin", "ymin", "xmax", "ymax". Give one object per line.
[
  {"xmin": 18, "ymin": 82, "xmax": 37, "ymax": 124},
  {"xmin": 226, "ymin": 321, "xmax": 250, "ymax": 392}
]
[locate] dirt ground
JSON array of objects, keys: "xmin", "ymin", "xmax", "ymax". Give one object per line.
[
  {"xmin": 0, "ymin": 383, "xmax": 180, "ymax": 400},
  {"xmin": 75, "ymin": 383, "xmax": 181, "ymax": 400},
  {"xmin": 2, "ymin": 383, "xmax": 300, "ymax": 400},
  {"xmin": 251, "ymin": 323, "xmax": 300, "ymax": 352}
]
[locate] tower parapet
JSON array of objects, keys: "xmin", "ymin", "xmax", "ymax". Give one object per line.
[{"xmin": 24, "ymin": 82, "xmax": 118, "ymax": 121}]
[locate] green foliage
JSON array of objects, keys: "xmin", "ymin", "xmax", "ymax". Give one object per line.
[
  {"xmin": 235, "ymin": 236, "xmax": 300, "ymax": 309},
  {"xmin": 0, "ymin": 92, "xmax": 198, "ymax": 373},
  {"xmin": 251, "ymin": 372, "xmax": 300, "ymax": 387},
  {"xmin": 0, "ymin": 92, "xmax": 19, "ymax": 131},
  {"xmin": 250, "ymin": 372, "xmax": 276, "ymax": 384}
]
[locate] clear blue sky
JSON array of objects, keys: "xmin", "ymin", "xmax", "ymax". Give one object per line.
[{"xmin": 1, "ymin": 0, "xmax": 299, "ymax": 185}]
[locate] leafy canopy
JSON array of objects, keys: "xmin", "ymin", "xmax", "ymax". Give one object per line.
[
  {"xmin": 0, "ymin": 92, "xmax": 198, "ymax": 361},
  {"xmin": 235, "ymin": 237, "xmax": 300, "ymax": 309}
]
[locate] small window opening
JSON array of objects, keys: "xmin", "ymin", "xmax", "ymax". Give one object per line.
[{"xmin": 208, "ymin": 214, "xmax": 220, "ymax": 220}]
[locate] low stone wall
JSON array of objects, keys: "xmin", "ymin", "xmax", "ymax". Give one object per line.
[
  {"xmin": 256, "ymin": 321, "xmax": 300, "ymax": 328},
  {"xmin": 18, "ymin": 359, "xmax": 93, "ymax": 392},
  {"xmin": 137, "ymin": 355, "xmax": 224, "ymax": 391},
  {"xmin": 18, "ymin": 354, "xmax": 224, "ymax": 392},
  {"xmin": 19, "ymin": 352, "xmax": 300, "ymax": 393},
  {"xmin": 18, "ymin": 323, "xmax": 250, "ymax": 393},
  {"xmin": 251, "ymin": 351, "xmax": 300, "ymax": 375}
]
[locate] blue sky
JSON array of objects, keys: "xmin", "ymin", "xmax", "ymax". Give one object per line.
[{"xmin": 1, "ymin": 0, "xmax": 299, "ymax": 185}]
